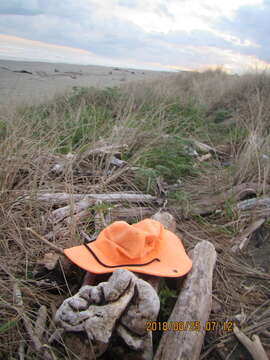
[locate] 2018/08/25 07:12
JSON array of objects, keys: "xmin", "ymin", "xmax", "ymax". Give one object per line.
[{"xmin": 145, "ymin": 320, "xmax": 235, "ymax": 332}]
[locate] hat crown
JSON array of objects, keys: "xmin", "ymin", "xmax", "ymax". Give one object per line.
[{"xmin": 95, "ymin": 219, "xmax": 163, "ymax": 263}]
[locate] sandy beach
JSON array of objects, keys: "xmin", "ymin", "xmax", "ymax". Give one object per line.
[{"xmin": 0, "ymin": 60, "xmax": 168, "ymax": 109}]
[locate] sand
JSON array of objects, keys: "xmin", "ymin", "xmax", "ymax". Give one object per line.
[{"xmin": 0, "ymin": 60, "xmax": 168, "ymax": 109}]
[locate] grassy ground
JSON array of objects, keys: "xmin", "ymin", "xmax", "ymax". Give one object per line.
[{"xmin": 1, "ymin": 69, "xmax": 270, "ymax": 359}]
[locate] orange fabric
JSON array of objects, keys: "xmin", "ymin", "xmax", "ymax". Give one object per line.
[{"xmin": 64, "ymin": 218, "xmax": 192, "ymax": 277}]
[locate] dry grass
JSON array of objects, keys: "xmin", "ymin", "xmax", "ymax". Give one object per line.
[{"xmin": 1, "ymin": 69, "xmax": 270, "ymax": 359}]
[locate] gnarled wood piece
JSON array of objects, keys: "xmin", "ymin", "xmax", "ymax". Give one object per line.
[
  {"xmin": 55, "ymin": 269, "xmax": 160, "ymax": 359},
  {"xmin": 232, "ymin": 218, "xmax": 266, "ymax": 252},
  {"xmin": 154, "ymin": 240, "xmax": 217, "ymax": 360},
  {"xmin": 233, "ymin": 325, "xmax": 268, "ymax": 360}
]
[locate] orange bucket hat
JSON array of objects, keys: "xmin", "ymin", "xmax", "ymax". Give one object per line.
[{"xmin": 64, "ymin": 218, "xmax": 192, "ymax": 277}]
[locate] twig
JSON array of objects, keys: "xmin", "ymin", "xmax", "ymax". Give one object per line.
[
  {"xmin": 18, "ymin": 341, "xmax": 25, "ymax": 360},
  {"xmin": 13, "ymin": 282, "xmax": 23, "ymax": 307},
  {"xmin": 25, "ymin": 228, "xmax": 64, "ymax": 255},
  {"xmin": 231, "ymin": 218, "xmax": 265, "ymax": 252},
  {"xmin": 233, "ymin": 325, "xmax": 268, "ymax": 360}
]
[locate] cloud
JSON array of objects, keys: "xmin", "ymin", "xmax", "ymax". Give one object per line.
[
  {"xmin": 0, "ymin": 0, "xmax": 42, "ymax": 15},
  {"xmin": 0, "ymin": 0, "xmax": 269, "ymax": 72},
  {"xmin": 218, "ymin": 2, "xmax": 270, "ymax": 62},
  {"xmin": 118, "ymin": 0, "xmax": 137, "ymax": 8}
]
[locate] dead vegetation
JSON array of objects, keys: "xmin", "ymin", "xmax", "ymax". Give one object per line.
[{"xmin": 0, "ymin": 69, "xmax": 270, "ymax": 359}]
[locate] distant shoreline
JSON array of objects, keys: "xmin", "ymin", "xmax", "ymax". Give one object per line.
[{"xmin": 0, "ymin": 59, "xmax": 169, "ymax": 108}]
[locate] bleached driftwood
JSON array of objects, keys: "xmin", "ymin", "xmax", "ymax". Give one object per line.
[
  {"xmin": 49, "ymin": 199, "xmax": 92, "ymax": 224},
  {"xmin": 233, "ymin": 325, "xmax": 268, "ymax": 360},
  {"xmin": 55, "ymin": 269, "xmax": 160, "ymax": 359},
  {"xmin": 232, "ymin": 218, "xmax": 265, "ymax": 252},
  {"xmin": 108, "ymin": 155, "xmax": 127, "ymax": 167},
  {"xmin": 236, "ymin": 197, "xmax": 270, "ymax": 211},
  {"xmin": 24, "ymin": 192, "xmax": 157, "ymax": 206},
  {"xmin": 154, "ymin": 240, "xmax": 217, "ymax": 360},
  {"xmin": 191, "ymin": 139, "xmax": 226, "ymax": 155}
]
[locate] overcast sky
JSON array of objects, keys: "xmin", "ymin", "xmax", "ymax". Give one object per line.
[{"xmin": 0, "ymin": 0, "xmax": 269, "ymax": 72}]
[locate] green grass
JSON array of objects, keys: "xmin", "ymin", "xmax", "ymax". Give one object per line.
[{"xmin": 138, "ymin": 136, "xmax": 197, "ymax": 183}]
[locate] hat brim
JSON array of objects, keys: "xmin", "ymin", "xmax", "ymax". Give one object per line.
[{"xmin": 64, "ymin": 229, "xmax": 192, "ymax": 277}]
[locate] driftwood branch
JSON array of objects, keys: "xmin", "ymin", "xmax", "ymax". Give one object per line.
[
  {"xmin": 191, "ymin": 139, "xmax": 226, "ymax": 155},
  {"xmin": 232, "ymin": 218, "xmax": 265, "ymax": 252},
  {"xmin": 154, "ymin": 240, "xmax": 217, "ymax": 360},
  {"xmin": 49, "ymin": 199, "xmax": 92, "ymax": 224},
  {"xmin": 236, "ymin": 197, "xmax": 270, "ymax": 211},
  {"xmin": 233, "ymin": 325, "xmax": 268, "ymax": 360},
  {"xmin": 24, "ymin": 192, "xmax": 157, "ymax": 206}
]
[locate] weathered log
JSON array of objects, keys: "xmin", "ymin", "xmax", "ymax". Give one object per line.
[
  {"xmin": 236, "ymin": 197, "xmax": 270, "ymax": 211},
  {"xmin": 231, "ymin": 218, "xmax": 265, "ymax": 252},
  {"xmin": 55, "ymin": 269, "xmax": 160, "ymax": 359},
  {"xmin": 233, "ymin": 325, "xmax": 268, "ymax": 360},
  {"xmin": 24, "ymin": 192, "xmax": 157, "ymax": 206},
  {"xmin": 49, "ymin": 199, "xmax": 92, "ymax": 224},
  {"xmin": 154, "ymin": 240, "xmax": 217, "ymax": 360}
]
